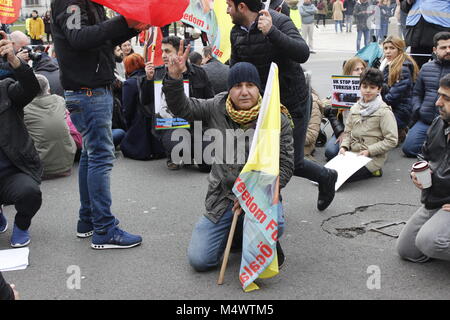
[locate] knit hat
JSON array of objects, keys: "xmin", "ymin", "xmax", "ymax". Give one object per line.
[{"xmin": 227, "ymin": 62, "xmax": 262, "ymax": 92}]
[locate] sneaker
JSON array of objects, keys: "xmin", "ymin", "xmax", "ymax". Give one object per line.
[
  {"xmin": 372, "ymin": 169, "xmax": 383, "ymax": 177},
  {"xmin": 11, "ymin": 224, "xmax": 30, "ymax": 248},
  {"xmin": 0, "ymin": 206, "xmax": 7, "ymax": 234},
  {"xmin": 91, "ymin": 227, "xmax": 142, "ymax": 250},
  {"xmin": 166, "ymin": 160, "xmax": 182, "ymax": 170},
  {"xmin": 317, "ymin": 168, "xmax": 338, "ymax": 211},
  {"xmin": 77, "ymin": 218, "xmax": 120, "ymax": 238}
]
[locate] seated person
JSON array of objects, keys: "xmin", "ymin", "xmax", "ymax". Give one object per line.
[
  {"xmin": 304, "ymin": 89, "xmax": 324, "ymax": 161},
  {"xmin": 402, "ymin": 32, "xmax": 450, "ymax": 158},
  {"xmin": 162, "ymin": 46, "xmax": 294, "ymax": 271},
  {"xmin": 324, "ymin": 57, "xmax": 367, "ymax": 161},
  {"xmin": 339, "ymin": 68, "xmax": 398, "ymax": 182},
  {"xmin": 396, "ymin": 74, "xmax": 450, "ymax": 263},
  {"xmin": 120, "ymin": 53, "xmax": 164, "ymax": 160},
  {"xmin": 141, "ymin": 36, "xmax": 214, "ymax": 170},
  {"xmin": 24, "ymin": 74, "xmax": 76, "ymax": 179}
]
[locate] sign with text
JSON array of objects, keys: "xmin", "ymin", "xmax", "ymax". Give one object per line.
[
  {"xmin": 331, "ymin": 75, "xmax": 361, "ymax": 109},
  {"xmin": 0, "ymin": 0, "xmax": 21, "ymax": 24},
  {"xmin": 154, "ymin": 80, "xmax": 190, "ymax": 130}
]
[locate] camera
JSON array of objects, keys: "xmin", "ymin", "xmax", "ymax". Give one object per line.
[{"xmin": 21, "ymin": 46, "xmax": 42, "ymax": 62}]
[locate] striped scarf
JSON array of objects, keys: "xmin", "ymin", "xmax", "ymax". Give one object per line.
[{"xmin": 226, "ymin": 95, "xmax": 294, "ymax": 127}]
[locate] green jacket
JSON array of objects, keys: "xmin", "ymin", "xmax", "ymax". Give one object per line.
[{"xmin": 162, "ymin": 77, "xmax": 295, "ymax": 223}]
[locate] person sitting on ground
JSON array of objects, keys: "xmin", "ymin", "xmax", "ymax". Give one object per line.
[
  {"xmin": 402, "ymin": 31, "xmax": 450, "ymax": 158},
  {"xmin": 324, "ymin": 56, "xmax": 368, "ymax": 161},
  {"xmin": 201, "ymin": 46, "xmax": 229, "ymax": 95},
  {"xmin": 141, "ymin": 35, "xmax": 214, "ymax": 170},
  {"xmin": 339, "ymin": 68, "xmax": 398, "ymax": 182},
  {"xmin": 0, "ymin": 31, "xmax": 42, "ymax": 248},
  {"xmin": 396, "ymin": 73, "xmax": 450, "ymax": 263},
  {"xmin": 32, "ymin": 46, "xmax": 65, "ymax": 97},
  {"xmin": 380, "ymin": 35, "xmax": 419, "ymax": 144},
  {"xmin": 162, "ymin": 46, "xmax": 294, "ymax": 271},
  {"xmin": 120, "ymin": 53, "xmax": 164, "ymax": 160},
  {"xmin": 304, "ymin": 88, "xmax": 324, "ymax": 161},
  {"xmin": 24, "ymin": 74, "xmax": 76, "ymax": 179},
  {"xmin": 189, "ymin": 51, "xmax": 203, "ymax": 66}
]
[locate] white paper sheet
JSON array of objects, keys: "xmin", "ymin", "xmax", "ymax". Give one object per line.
[
  {"xmin": 324, "ymin": 152, "xmax": 372, "ymax": 191},
  {"xmin": 0, "ymin": 247, "xmax": 29, "ymax": 272}
]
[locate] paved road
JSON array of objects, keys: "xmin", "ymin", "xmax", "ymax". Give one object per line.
[{"xmin": 1, "ymin": 27, "xmax": 450, "ymax": 300}]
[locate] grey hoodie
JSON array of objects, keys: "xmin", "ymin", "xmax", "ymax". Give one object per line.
[{"xmin": 300, "ymin": 3, "xmax": 318, "ymax": 25}]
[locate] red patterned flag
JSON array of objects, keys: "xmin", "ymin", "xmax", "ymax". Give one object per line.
[
  {"xmin": 92, "ymin": 0, "xmax": 189, "ymax": 27},
  {"xmin": 0, "ymin": 0, "xmax": 21, "ymax": 24}
]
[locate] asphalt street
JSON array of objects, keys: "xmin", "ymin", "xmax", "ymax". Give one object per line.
[{"xmin": 1, "ymin": 27, "xmax": 449, "ymax": 300}]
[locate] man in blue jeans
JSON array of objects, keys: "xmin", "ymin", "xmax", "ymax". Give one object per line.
[
  {"xmin": 354, "ymin": 0, "xmax": 372, "ymax": 51},
  {"xmin": 403, "ymin": 31, "xmax": 450, "ymax": 158},
  {"xmin": 51, "ymin": 0, "xmax": 149, "ymax": 249}
]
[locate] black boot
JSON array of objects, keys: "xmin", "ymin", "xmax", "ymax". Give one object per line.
[
  {"xmin": 317, "ymin": 168, "xmax": 338, "ymax": 211},
  {"xmin": 276, "ymin": 241, "xmax": 285, "ymax": 269}
]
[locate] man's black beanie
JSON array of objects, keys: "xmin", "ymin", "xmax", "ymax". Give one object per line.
[{"xmin": 227, "ymin": 62, "xmax": 262, "ymax": 92}]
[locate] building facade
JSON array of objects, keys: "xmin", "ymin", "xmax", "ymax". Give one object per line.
[{"xmin": 21, "ymin": 0, "xmax": 50, "ymax": 18}]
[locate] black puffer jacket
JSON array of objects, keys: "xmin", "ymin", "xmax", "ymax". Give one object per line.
[
  {"xmin": 412, "ymin": 58, "xmax": 450, "ymax": 125},
  {"xmin": 51, "ymin": 0, "xmax": 138, "ymax": 90},
  {"xmin": 420, "ymin": 117, "xmax": 450, "ymax": 210},
  {"xmin": 230, "ymin": 9, "xmax": 310, "ymax": 117},
  {"xmin": 382, "ymin": 60, "xmax": 415, "ymax": 129},
  {"xmin": 324, "ymin": 106, "xmax": 345, "ymax": 138},
  {"xmin": 0, "ymin": 63, "xmax": 42, "ymax": 183}
]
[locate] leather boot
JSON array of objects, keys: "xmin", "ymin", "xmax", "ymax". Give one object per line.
[{"xmin": 317, "ymin": 168, "xmax": 338, "ymax": 211}]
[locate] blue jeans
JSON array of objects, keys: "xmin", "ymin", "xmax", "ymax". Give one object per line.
[
  {"xmin": 335, "ymin": 20, "xmax": 343, "ymax": 33},
  {"xmin": 188, "ymin": 203, "xmax": 285, "ymax": 272},
  {"xmin": 345, "ymin": 15, "xmax": 353, "ymax": 32},
  {"xmin": 325, "ymin": 134, "xmax": 340, "ymax": 161},
  {"xmin": 378, "ymin": 23, "xmax": 388, "ymax": 42},
  {"xmin": 402, "ymin": 120, "xmax": 429, "ymax": 158},
  {"xmin": 65, "ymin": 88, "xmax": 116, "ymax": 232},
  {"xmin": 112, "ymin": 128, "xmax": 126, "ymax": 147},
  {"xmin": 356, "ymin": 29, "xmax": 370, "ymax": 51}
]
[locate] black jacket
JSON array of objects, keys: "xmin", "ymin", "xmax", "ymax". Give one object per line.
[
  {"xmin": 33, "ymin": 53, "xmax": 64, "ymax": 97},
  {"xmin": 141, "ymin": 62, "xmax": 214, "ymax": 106},
  {"xmin": 230, "ymin": 9, "xmax": 310, "ymax": 117},
  {"xmin": 324, "ymin": 106, "xmax": 345, "ymax": 138},
  {"xmin": 420, "ymin": 117, "xmax": 450, "ymax": 209},
  {"xmin": 0, "ymin": 63, "xmax": 42, "ymax": 183},
  {"xmin": 51, "ymin": 0, "xmax": 138, "ymax": 90},
  {"xmin": 412, "ymin": 58, "xmax": 450, "ymax": 125}
]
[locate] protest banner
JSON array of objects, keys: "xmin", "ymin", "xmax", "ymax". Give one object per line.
[
  {"xmin": 0, "ymin": 0, "xmax": 21, "ymax": 24},
  {"xmin": 181, "ymin": 0, "xmax": 233, "ymax": 63},
  {"xmin": 231, "ymin": 63, "xmax": 282, "ymax": 292},
  {"xmin": 154, "ymin": 80, "xmax": 190, "ymax": 130},
  {"xmin": 92, "ymin": 0, "xmax": 189, "ymax": 27},
  {"xmin": 331, "ymin": 75, "xmax": 361, "ymax": 109}
]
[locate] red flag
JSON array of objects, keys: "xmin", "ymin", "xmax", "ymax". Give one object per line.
[
  {"xmin": 0, "ymin": 0, "xmax": 21, "ymax": 24},
  {"xmin": 146, "ymin": 27, "xmax": 163, "ymax": 66},
  {"xmin": 92, "ymin": 0, "xmax": 189, "ymax": 27}
]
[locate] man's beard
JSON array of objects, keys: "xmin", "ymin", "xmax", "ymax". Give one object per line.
[{"xmin": 115, "ymin": 55, "xmax": 123, "ymax": 63}]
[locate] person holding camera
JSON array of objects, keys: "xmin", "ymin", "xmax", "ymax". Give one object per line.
[{"xmin": 0, "ymin": 31, "xmax": 42, "ymax": 248}]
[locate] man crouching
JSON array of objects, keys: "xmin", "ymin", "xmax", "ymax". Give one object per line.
[{"xmin": 162, "ymin": 42, "xmax": 294, "ymax": 271}]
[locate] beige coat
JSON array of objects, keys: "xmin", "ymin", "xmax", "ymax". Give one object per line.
[
  {"xmin": 304, "ymin": 92, "xmax": 323, "ymax": 158},
  {"xmin": 332, "ymin": 1, "xmax": 344, "ymax": 21},
  {"xmin": 340, "ymin": 100, "xmax": 398, "ymax": 172}
]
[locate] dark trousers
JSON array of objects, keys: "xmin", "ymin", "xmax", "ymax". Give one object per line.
[
  {"xmin": 346, "ymin": 166, "xmax": 373, "ymax": 183},
  {"xmin": 316, "ymin": 14, "xmax": 326, "ymax": 26},
  {"xmin": 292, "ymin": 94, "xmax": 328, "ymax": 184},
  {"xmin": 0, "ymin": 172, "xmax": 41, "ymax": 230},
  {"xmin": 31, "ymin": 39, "xmax": 44, "ymax": 45}
]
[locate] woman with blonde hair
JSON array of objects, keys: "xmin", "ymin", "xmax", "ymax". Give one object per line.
[
  {"xmin": 381, "ymin": 36, "xmax": 419, "ymax": 143},
  {"xmin": 324, "ymin": 56, "xmax": 368, "ymax": 160}
]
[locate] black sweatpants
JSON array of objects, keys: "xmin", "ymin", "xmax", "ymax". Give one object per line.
[{"xmin": 0, "ymin": 172, "xmax": 41, "ymax": 231}]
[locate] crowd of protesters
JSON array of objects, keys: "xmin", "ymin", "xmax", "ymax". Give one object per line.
[{"xmin": 0, "ymin": 0, "xmax": 449, "ymax": 299}]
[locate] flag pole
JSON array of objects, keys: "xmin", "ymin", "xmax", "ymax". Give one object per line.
[
  {"xmin": 217, "ymin": 208, "xmax": 241, "ymax": 285},
  {"xmin": 149, "ymin": 26, "xmax": 157, "ymax": 64}
]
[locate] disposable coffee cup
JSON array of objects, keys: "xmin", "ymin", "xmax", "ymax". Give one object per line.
[{"xmin": 412, "ymin": 161, "xmax": 432, "ymax": 189}]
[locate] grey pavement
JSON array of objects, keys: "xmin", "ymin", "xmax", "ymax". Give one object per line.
[{"xmin": 1, "ymin": 26, "xmax": 450, "ymax": 301}]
